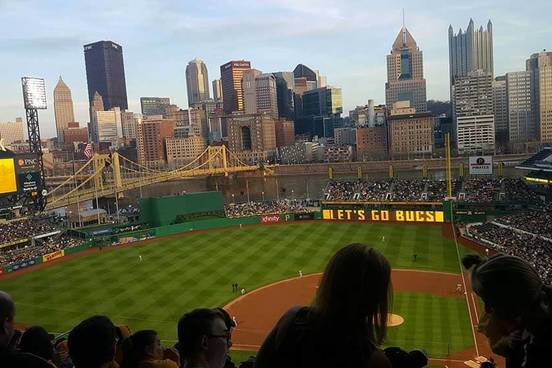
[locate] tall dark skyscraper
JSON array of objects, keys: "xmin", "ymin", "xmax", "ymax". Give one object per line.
[{"xmin": 84, "ymin": 40, "xmax": 128, "ymax": 120}]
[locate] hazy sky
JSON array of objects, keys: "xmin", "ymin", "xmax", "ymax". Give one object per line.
[{"xmin": 0, "ymin": 0, "xmax": 550, "ymax": 138}]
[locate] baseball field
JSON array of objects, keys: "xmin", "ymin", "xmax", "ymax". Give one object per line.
[{"xmin": 0, "ymin": 222, "xmax": 479, "ymax": 365}]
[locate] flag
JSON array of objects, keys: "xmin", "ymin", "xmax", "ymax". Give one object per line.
[{"xmin": 84, "ymin": 143, "xmax": 94, "ymax": 159}]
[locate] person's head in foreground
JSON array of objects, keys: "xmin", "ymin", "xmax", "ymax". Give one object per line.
[
  {"xmin": 315, "ymin": 243, "xmax": 392, "ymax": 343},
  {"xmin": 256, "ymin": 243, "xmax": 393, "ymax": 368},
  {"xmin": 0, "ymin": 290, "xmax": 15, "ymax": 350},
  {"xmin": 463, "ymin": 254, "xmax": 552, "ymax": 367},
  {"xmin": 121, "ymin": 329, "xmax": 177, "ymax": 368},
  {"xmin": 177, "ymin": 308, "xmax": 231, "ymax": 368},
  {"xmin": 68, "ymin": 315, "xmax": 116, "ymax": 368},
  {"xmin": 19, "ymin": 325, "xmax": 54, "ymax": 362}
]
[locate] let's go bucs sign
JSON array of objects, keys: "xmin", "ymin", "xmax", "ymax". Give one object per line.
[{"xmin": 322, "ymin": 209, "xmax": 444, "ymax": 223}]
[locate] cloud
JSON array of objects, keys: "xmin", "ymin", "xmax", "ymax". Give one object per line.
[{"xmin": 1, "ymin": 0, "xmax": 552, "ymax": 126}]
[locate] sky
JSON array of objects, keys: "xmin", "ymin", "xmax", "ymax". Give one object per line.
[{"xmin": 0, "ymin": 0, "xmax": 551, "ymax": 138}]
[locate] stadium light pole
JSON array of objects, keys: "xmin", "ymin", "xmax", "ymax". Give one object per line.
[{"xmin": 21, "ymin": 77, "xmax": 47, "ymax": 210}]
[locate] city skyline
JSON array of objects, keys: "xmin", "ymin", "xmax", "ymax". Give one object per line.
[{"xmin": 1, "ymin": 0, "xmax": 551, "ymax": 138}]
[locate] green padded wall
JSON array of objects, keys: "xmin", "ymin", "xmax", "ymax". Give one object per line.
[{"xmin": 140, "ymin": 192, "xmax": 224, "ymax": 226}]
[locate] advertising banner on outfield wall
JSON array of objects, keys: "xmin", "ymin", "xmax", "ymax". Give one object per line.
[
  {"xmin": 42, "ymin": 249, "xmax": 65, "ymax": 263},
  {"xmin": 322, "ymin": 209, "xmax": 444, "ymax": 223},
  {"xmin": 295, "ymin": 213, "xmax": 315, "ymax": 221},
  {"xmin": 7, "ymin": 257, "xmax": 40, "ymax": 273},
  {"xmin": 261, "ymin": 214, "xmax": 281, "ymax": 224},
  {"xmin": 469, "ymin": 156, "xmax": 493, "ymax": 175}
]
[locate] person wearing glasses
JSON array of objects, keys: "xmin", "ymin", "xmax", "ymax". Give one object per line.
[{"xmin": 177, "ymin": 308, "xmax": 232, "ymax": 368}]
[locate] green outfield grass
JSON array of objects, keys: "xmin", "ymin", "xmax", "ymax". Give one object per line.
[{"xmin": 0, "ymin": 222, "xmax": 474, "ymax": 359}]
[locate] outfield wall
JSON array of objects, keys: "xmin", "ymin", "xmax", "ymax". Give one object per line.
[
  {"xmin": 0, "ymin": 212, "xmax": 318, "ymax": 275},
  {"xmin": 140, "ymin": 192, "xmax": 225, "ymax": 227}
]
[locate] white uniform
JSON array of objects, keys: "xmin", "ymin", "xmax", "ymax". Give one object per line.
[{"xmin": 139, "ymin": 255, "xmax": 143, "ymax": 262}]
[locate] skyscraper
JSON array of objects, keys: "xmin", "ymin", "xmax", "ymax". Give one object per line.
[
  {"xmin": 0, "ymin": 118, "xmax": 24, "ymax": 147},
  {"xmin": 186, "ymin": 58, "xmax": 210, "ymax": 106},
  {"xmin": 300, "ymin": 87, "xmax": 343, "ymax": 138},
  {"xmin": 220, "ymin": 60, "xmax": 251, "ymax": 114},
  {"xmin": 84, "ymin": 41, "xmax": 128, "ymax": 119},
  {"xmin": 453, "ymin": 70, "xmax": 495, "ymax": 153},
  {"xmin": 242, "ymin": 70, "xmax": 279, "ymax": 118},
  {"xmin": 227, "ymin": 113, "xmax": 276, "ymax": 164},
  {"xmin": 140, "ymin": 97, "xmax": 171, "ymax": 116},
  {"xmin": 53, "ymin": 76, "xmax": 75, "ymax": 142},
  {"xmin": 527, "ymin": 51, "xmax": 552, "ymax": 143},
  {"xmin": 385, "ymin": 27, "xmax": 427, "ymax": 112},
  {"xmin": 212, "ymin": 79, "xmax": 223, "ymax": 101},
  {"xmin": 506, "ymin": 71, "xmax": 537, "ymax": 143},
  {"xmin": 242, "ymin": 69, "xmax": 262, "ymax": 115},
  {"xmin": 136, "ymin": 116, "xmax": 175, "ymax": 168},
  {"xmin": 492, "ymin": 76, "xmax": 508, "ymax": 143},
  {"xmin": 255, "ymin": 73, "xmax": 279, "ymax": 118},
  {"xmin": 273, "ymin": 72, "xmax": 295, "ymax": 120},
  {"xmin": 448, "ymin": 20, "xmax": 494, "ymax": 95}
]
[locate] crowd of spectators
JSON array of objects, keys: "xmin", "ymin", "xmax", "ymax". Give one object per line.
[
  {"xmin": 468, "ymin": 222, "xmax": 552, "ymax": 285},
  {"xmin": 0, "ymin": 234, "xmax": 82, "ymax": 268},
  {"xmin": 493, "ymin": 203, "xmax": 552, "ymax": 239},
  {"xmin": 503, "ymin": 178, "xmax": 541, "ymax": 201},
  {"xmin": 225, "ymin": 200, "xmax": 310, "ymax": 218},
  {"xmin": 461, "ymin": 178, "xmax": 502, "ymax": 202},
  {"xmin": 391, "ymin": 179, "xmax": 426, "ymax": 201},
  {"xmin": 0, "ymin": 218, "xmax": 59, "ymax": 245},
  {"xmin": 324, "ymin": 177, "xmax": 539, "ymax": 203}
]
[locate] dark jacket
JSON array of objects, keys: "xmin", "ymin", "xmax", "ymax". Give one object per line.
[{"xmin": 255, "ymin": 306, "xmax": 390, "ymax": 368}]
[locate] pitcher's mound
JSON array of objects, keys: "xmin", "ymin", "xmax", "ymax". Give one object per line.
[{"xmin": 387, "ymin": 313, "xmax": 404, "ymax": 327}]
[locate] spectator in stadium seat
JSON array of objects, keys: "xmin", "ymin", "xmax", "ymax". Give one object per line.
[
  {"xmin": 214, "ymin": 307, "xmax": 237, "ymax": 368},
  {"xmin": 68, "ymin": 315, "xmax": 117, "ymax": 368},
  {"xmin": 121, "ymin": 330, "xmax": 178, "ymax": 368},
  {"xmin": 463, "ymin": 254, "xmax": 552, "ymax": 368},
  {"xmin": 19, "ymin": 325, "xmax": 54, "ymax": 363},
  {"xmin": 255, "ymin": 243, "xmax": 392, "ymax": 368},
  {"xmin": 0, "ymin": 290, "xmax": 52, "ymax": 367},
  {"xmin": 177, "ymin": 308, "xmax": 231, "ymax": 368},
  {"xmin": 53, "ymin": 338, "xmax": 73, "ymax": 368}
]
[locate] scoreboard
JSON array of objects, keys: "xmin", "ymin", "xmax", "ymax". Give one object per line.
[
  {"xmin": 0, "ymin": 158, "xmax": 18, "ymax": 195},
  {"xmin": 322, "ymin": 208, "xmax": 444, "ymax": 223},
  {"xmin": 0, "ymin": 153, "xmax": 41, "ymax": 197},
  {"xmin": 14, "ymin": 155, "xmax": 41, "ymax": 193}
]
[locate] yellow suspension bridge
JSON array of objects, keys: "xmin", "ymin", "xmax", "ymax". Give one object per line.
[{"xmin": 44, "ymin": 145, "xmax": 270, "ymax": 211}]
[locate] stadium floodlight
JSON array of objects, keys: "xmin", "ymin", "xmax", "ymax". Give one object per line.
[{"xmin": 21, "ymin": 77, "xmax": 47, "ymax": 110}]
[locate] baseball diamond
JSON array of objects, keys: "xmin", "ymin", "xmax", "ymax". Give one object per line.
[{"xmin": 0, "ymin": 221, "xmax": 489, "ymax": 366}]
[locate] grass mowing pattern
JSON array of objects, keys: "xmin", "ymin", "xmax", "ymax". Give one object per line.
[
  {"xmin": 387, "ymin": 292, "xmax": 473, "ymax": 357},
  {"xmin": 0, "ymin": 222, "xmax": 473, "ymax": 357}
]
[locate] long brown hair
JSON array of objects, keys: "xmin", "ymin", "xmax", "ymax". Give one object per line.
[{"xmin": 313, "ymin": 243, "xmax": 392, "ymax": 345}]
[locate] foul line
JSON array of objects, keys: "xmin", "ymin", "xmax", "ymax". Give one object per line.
[{"xmin": 450, "ymin": 222, "xmax": 480, "ymax": 357}]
